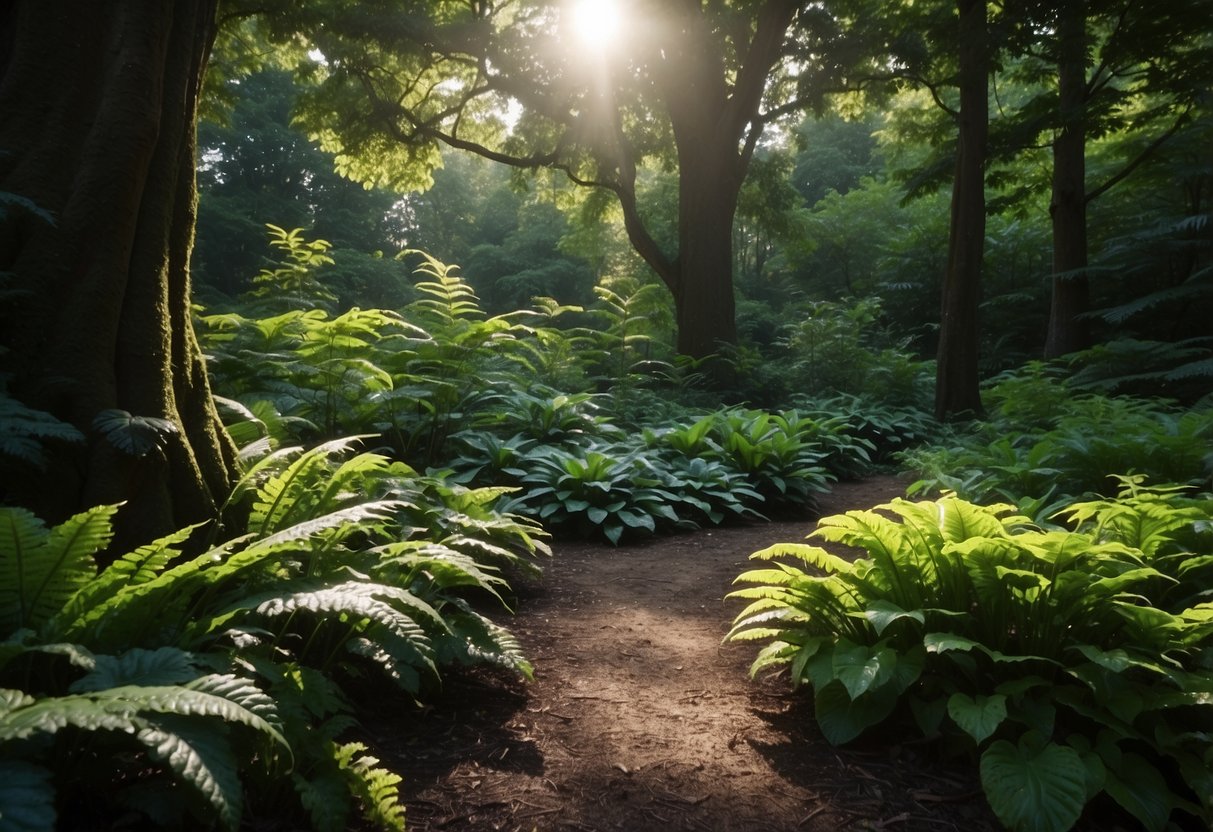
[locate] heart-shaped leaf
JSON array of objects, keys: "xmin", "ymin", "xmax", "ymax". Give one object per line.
[{"xmin": 980, "ymin": 734, "xmax": 1087, "ymax": 832}]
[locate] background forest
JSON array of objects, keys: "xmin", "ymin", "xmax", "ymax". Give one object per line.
[{"xmin": 0, "ymin": 1, "xmax": 1211, "ymax": 831}]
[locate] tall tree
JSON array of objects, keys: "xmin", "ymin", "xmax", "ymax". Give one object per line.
[
  {"xmin": 935, "ymin": 0, "xmax": 989, "ymax": 419},
  {"xmin": 1008, "ymin": 0, "xmax": 1213, "ymax": 357},
  {"xmin": 253, "ymin": 0, "xmax": 877, "ymax": 370},
  {"xmin": 0, "ymin": 1, "xmax": 237, "ymax": 549}
]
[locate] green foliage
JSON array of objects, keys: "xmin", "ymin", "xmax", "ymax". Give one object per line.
[
  {"xmin": 904, "ymin": 368, "xmax": 1213, "ymax": 516},
  {"xmin": 503, "ymin": 445, "xmax": 684, "ymax": 545},
  {"xmin": 92, "ymin": 409, "xmax": 180, "ymax": 458},
  {"xmin": 729, "ymin": 485, "xmax": 1213, "ymax": 831},
  {"xmin": 201, "ymin": 244, "xmax": 591, "ymax": 466},
  {"xmin": 245, "ymin": 224, "xmax": 339, "ymax": 312},
  {"xmin": 0, "ymin": 385, "xmax": 83, "ymax": 468},
  {"xmin": 778, "ymin": 297, "xmax": 935, "ymax": 409},
  {"xmin": 790, "ymin": 392, "xmax": 937, "ymax": 468},
  {"xmin": 0, "ymin": 435, "xmax": 545, "ymax": 829}
]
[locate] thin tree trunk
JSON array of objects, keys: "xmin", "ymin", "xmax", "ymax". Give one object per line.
[
  {"xmin": 0, "ymin": 1, "xmax": 238, "ymax": 552},
  {"xmin": 1044, "ymin": 0, "xmax": 1090, "ymax": 358},
  {"xmin": 935, "ymin": 0, "xmax": 988, "ymax": 420}
]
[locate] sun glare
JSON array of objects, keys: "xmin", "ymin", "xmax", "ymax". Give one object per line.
[{"xmin": 568, "ymin": 0, "xmax": 622, "ymax": 51}]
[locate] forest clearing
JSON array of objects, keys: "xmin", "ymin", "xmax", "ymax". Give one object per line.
[{"xmin": 1, "ymin": 1, "xmax": 1210, "ymax": 830}]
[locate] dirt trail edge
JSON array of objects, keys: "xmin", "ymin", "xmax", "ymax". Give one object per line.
[{"xmin": 362, "ymin": 476, "xmax": 1001, "ymax": 832}]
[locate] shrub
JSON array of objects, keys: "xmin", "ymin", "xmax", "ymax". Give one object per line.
[
  {"xmin": 904, "ymin": 368, "xmax": 1213, "ymax": 517},
  {"xmin": 728, "ymin": 482, "xmax": 1213, "ymax": 832}
]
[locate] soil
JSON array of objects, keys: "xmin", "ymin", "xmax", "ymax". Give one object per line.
[{"xmin": 362, "ymin": 476, "xmax": 1003, "ymax": 832}]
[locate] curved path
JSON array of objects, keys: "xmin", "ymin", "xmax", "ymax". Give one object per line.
[{"xmin": 365, "ymin": 477, "xmax": 999, "ymax": 831}]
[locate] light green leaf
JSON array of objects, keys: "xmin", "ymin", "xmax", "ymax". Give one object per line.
[
  {"xmin": 947, "ymin": 692, "xmax": 1007, "ymax": 744},
  {"xmin": 863, "ymin": 600, "xmax": 925, "ymax": 636},
  {"xmin": 832, "ymin": 640, "xmax": 896, "ymax": 700}
]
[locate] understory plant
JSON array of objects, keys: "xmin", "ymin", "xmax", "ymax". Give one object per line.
[
  {"xmin": 0, "ymin": 438, "xmax": 545, "ymax": 830},
  {"xmin": 727, "ymin": 478, "xmax": 1213, "ymax": 832},
  {"xmin": 904, "ymin": 366, "xmax": 1213, "ymax": 517}
]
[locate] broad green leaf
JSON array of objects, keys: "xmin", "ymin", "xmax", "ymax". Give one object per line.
[
  {"xmin": 832, "ymin": 640, "xmax": 896, "ymax": 700},
  {"xmin": 70, "ymin": 647, "xmax": 200, "ymax": 693},
  {"xmin": 813, "ymin": 680, "xmax": 898, "ymax": 746},
  {"xmin": 947, "ymin": 692, "xmax": 1007, "ymax": 744},
  {"xmin": 1103, "ymin": 752, "xmax": 1173, "ymax": 832},
  {"xmin": 863, "ymin": 600, "xmax": 925, "ymax": 635},
  {"xmin": 980, "ymin": 735, "xmax": 1087, "ymax": 832},
  {"xmin": 924, "ymin": 632, "xmax": 1056, "ymax": 666}
]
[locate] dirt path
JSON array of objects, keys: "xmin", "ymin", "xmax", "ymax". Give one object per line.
[{"xmin": 365, "ymin": 477, "xmax": 1001, "ymax": 831}]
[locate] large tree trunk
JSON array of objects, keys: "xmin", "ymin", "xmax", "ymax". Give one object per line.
[
  {"xmin": 935, "ymin": 0, "xmax": 988, "ymax": 420},
  {"xmin": 0, "ymin": 1, "xmax": 239, "ymax": 552},
  {"xmin": 672, "ymin": 138, "xmax": 741, "ymax": 362},
  {"xmin": 1044, "ymin": 0, "xmax": 1090, "ymax": 358}
]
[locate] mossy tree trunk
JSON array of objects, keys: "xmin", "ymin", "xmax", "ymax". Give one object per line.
[{"xmin": 0, "ymin": 1, "xmax": 238, "ymax": 551}]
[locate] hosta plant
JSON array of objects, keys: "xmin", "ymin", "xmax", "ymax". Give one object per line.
[
  {"xmin": 503, "ymin": 444, "xmax": 683, "ymax": 544},
  {"xmin": 705, "ymin": 408, "xmax": 835, "ymax": 508},
  {"xmin": 728, "ymin": 485, "xmax": 1213, "ymax": 832}
]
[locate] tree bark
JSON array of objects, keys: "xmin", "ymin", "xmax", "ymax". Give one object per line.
[
  {"xmin": 1044, "ymin": 0, "xmax": 1090, "ymax": 358},
  {"xmin": 934, "ymin": 0, "xmax": 988, "ymax": 420},
  {"xmin": 0, "ymin": 0, "xmax": 239, "ymax": 551}
]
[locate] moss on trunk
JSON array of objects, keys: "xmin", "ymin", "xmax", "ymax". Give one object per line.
[{"xmin": 0, "ymin": 1, "xmax": 238, "ymax": 552}]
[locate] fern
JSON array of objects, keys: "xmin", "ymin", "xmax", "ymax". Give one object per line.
[
  {"xmin": 68, "ymin": 646, "xmax": 201, "ymax": 692},
  {"xmin": 137, "ymin": 715, "xmax": 245, "ymax": 830},
  {"xmin": 0, "ymin": 673, "xmax": 286, "ymax": 832},
  {"xmin": 730, "ymin": 490, "xmax": 1213, "ymax": 832},
  {"xmin": 0, "ymin": 505, "xmax": 115, "ymax": 634},
  {"xmin": 44, "ymin": 523, "xmax": 200, "ymax": 642},
  {"xmin": 338, "ymin": 742, "xmax": 407, "ymax": 832},
  {"xmin": 0, "ymin": 390, "xmax": 83, "ymax": 467}
]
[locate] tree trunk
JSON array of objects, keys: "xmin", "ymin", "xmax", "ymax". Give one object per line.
[
  {"xmin": 673, "ymin": 139, "xmax": 741, "ymax": 363},
  {"xmin": 1044, "ymin": 0, "xmax": 1090, "ymax": 358},
  {"xmin": 0, "ymin": 0, "xmax": 239, "ymax": 552},
  {"xmin": 934, "ymin": 0, "xmax": 988, "ymax": 420}
]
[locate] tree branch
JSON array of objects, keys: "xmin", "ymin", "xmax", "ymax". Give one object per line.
[{"xmin": 1085, "ymin": 109, "xmax": 1190, "ymax": 205}]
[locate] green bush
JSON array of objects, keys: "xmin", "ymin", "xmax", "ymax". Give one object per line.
[
  {"xmin": 728, "ymin": 481, "xmax": 1213, "ymax": 832},
  {"xmin": 904, "ymin": 369, "xmax": 1213, "ymax": 517}
]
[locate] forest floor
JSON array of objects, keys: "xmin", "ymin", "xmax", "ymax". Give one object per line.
[{"xmin": 360, "ymin": 476, "xmax": 1003, "ymax": 832}]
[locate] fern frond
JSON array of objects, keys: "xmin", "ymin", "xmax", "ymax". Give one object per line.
[
  {"xmin": 250, "ymin": 437, "xmax": 372, "ymax": 533},
  {"xmin": 439, "ymin": 597, "xmax": 532, "ymax": 678},
  {"xmin": 258, "ymin": 581, "xmax": 446, "ymax": 636},
  {"xmin": 343, "ymin": 745, "xmax": 407, "ymax": 832},
  {"xmin": 373, "ymin": 541, "xmax": 507, "ymax": 601},
  {"xmin": 137, "ymin": 715, "xmax": 244, "ymax": 831},
  {"xmin": 45, "ymin": 523, "xmax": 201, "ymax": 641},
  {"xmin": 68, "ymin": 647, "xmax": 199, "ymax": 692},
  {"xmin": 748, "ymin": 543, "xmax": 853, "ymax": 574},
  {"xmin": 0, "ymin": 688, "xmax": 35, "ymax": 715},
  {"xmin": 0, "ymin": 505, "xmax": 115, "ymax": 634}
]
